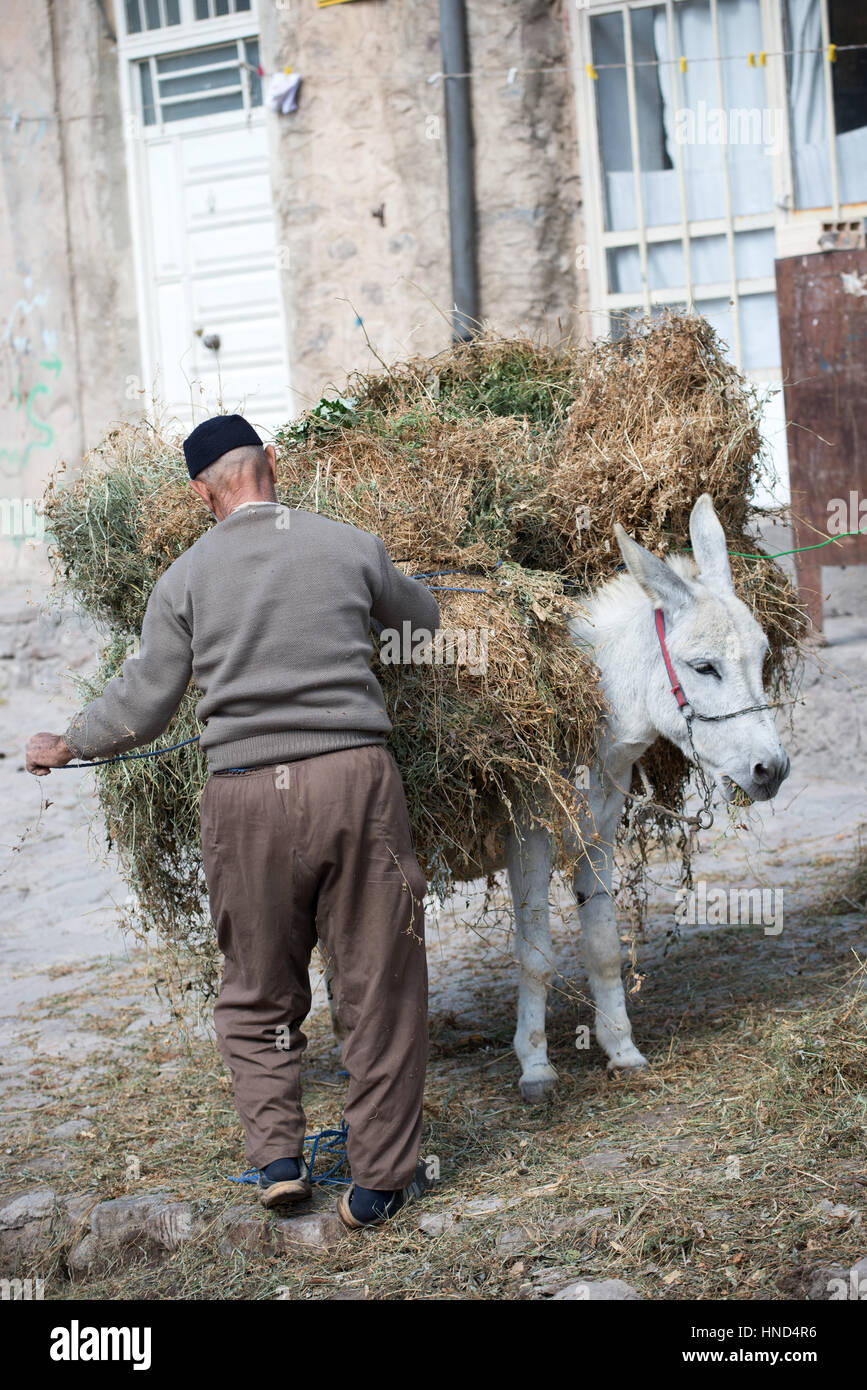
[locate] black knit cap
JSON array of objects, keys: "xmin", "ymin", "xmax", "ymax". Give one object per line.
[{"xmin": 183, "ymin": 414, "xmax": 263, "ymax": 480}]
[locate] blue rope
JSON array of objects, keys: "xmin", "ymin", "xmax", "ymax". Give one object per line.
[
  {"xmin": 304, "ymin": 1123, "xmax": 350, "ymax": 1187},
  {"xmin": 424, "ymin": 584, "xmax": 489, "ymax": 593},
  {"xmin": 60, "ymin": 735, "xmax": 201, "ymax": 768},
  {"xmin": 411, "ymin": 560, "xmax": 503, "ymax": 580},
  {"xmin": 411, "ymin": 558, "xmax": 502, "ymax": 596},
  {"xmin": 226, "ymin": 1121, "xmax": 350, "ymax": 1190}
]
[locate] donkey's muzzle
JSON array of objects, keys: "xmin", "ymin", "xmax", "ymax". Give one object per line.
[{"xmin": 751, "ymin": 752, "xmax": 790, "ymax": 799}]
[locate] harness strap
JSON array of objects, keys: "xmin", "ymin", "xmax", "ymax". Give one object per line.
[
  {"xmin": 653, "ymin": 608, "xmax": 782, "ymax": 724},
  {"xmin": 654, "ymin": 608, "xmax": 690, "ymax": 712}
]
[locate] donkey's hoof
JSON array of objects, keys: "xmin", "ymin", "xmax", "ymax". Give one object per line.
[
  {"xmin": 519, "ymin": 1067, "xmax": 558, "ymax": 1103},
  {"xmin": 606, "ymin": 1045, "xmax": 648, "ymax": 1073}
]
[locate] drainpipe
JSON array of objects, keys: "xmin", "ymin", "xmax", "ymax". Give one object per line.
[{"xmin": 439, "ymin": 0, "xmax": 479, "ymax": 341}]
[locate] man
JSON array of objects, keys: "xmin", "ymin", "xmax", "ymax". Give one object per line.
[{"xmin": 26, "ymin": 413, "xmax": 440, "ymax": 1230}]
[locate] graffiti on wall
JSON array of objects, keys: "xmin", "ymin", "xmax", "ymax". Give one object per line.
[
  {"xmin": 1, "ymin": 279, "xmax": 63, "ymax": 553},
  {"xmin": 1, "ymin": 284, "xmax": 63, "ymax": 477}
]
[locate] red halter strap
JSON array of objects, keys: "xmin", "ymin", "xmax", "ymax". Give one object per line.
[{"xmin": 654, "ymin": 608, "xmax": 690, "ymax": 714}]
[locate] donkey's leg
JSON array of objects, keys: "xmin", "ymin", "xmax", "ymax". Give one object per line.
[
  {"xmin": 319, "ymin": 947, "xmax": 346, "ymax": 1044},
  {"xmin": 574, "ymin": 760, "xmax": 648, "ymax": 1071},
  {"xmin": 505, "ymin": 820, "xmax": 557, "ymax": 1102}
]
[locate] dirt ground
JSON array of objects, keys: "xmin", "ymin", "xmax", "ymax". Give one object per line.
[{"xmin": 0, "ymin": 537, "xmax": 864, "ymax": 1300}]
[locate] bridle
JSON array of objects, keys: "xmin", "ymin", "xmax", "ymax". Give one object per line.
[
  {"xmin": 653, "ymin": 609, "xmax": 777, "ymax": 725},
  {"xmin": 641, "ymin": 608, "xmax": 780, "ymax": 835}
]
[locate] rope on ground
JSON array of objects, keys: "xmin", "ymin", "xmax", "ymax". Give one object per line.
[{"xmin": 226, "ymin": 1121, "xmax": 350, "ymax": 1188}]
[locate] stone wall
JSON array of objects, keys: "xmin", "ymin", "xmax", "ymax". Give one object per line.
[
  {"xmin": 0, "ymin": 0, "xmax": 138, "ymax": 582},
  {"xmin": 260, "ymin": 0, "xmax": 586, "ymax": 408}
]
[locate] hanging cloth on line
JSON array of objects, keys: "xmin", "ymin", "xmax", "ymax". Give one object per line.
[{"xmin": 266, "ymin": 71, "xmax": 302, "ymax": 115}]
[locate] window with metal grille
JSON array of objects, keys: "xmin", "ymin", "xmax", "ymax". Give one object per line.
[
  {"xmin": 576, "ymin": 0, "xmax": 867, "ymax": 372},
  {"xmin": 194, "ymin": 0, "xmax": 252, "ymax": 18},
  {"xmin": 125, "ymin": 0, "xmax": 181, "ymax": 32},
  {"xmin": 138, "ymin": 38, "xmax": 262, "ymax": 124},
  {"xmin": 784, "ymin": 0, "xmax": 867, "ymax": 210},
  {"xmin": 125, "ymin": 0, "xmax": 251, "ymax": 34}
]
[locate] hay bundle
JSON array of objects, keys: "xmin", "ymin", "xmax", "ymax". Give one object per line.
[{"xmin": 44, "ymin": 314, "xmax": 805, "ymax": 996}]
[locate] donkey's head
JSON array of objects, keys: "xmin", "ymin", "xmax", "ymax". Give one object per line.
[{"xmin": 613, "ymin": 495, "xmax": 790, "ymax": 803}]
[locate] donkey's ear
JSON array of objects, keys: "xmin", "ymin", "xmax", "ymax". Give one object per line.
[
  {"xmin": 614, "ymin": 523, "xmax": 692, "ymax": 613},
  {"xmin": 689, "ymin": 493, "xmax": 733, "ymax": 592}
]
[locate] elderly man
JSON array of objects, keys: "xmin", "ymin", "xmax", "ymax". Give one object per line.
[{"xmin": 26, "ymin": 413, "xmax": 440, "ymax": 1230}]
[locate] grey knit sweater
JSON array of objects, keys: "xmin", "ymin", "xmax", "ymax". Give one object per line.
[{"xmin": 65, "ymin": 503, "xmax": 441, "ymax": 772}]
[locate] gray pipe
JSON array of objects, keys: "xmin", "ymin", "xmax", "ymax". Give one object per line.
[{"xmin": 439, "ymin": 0, "xmax": 479, "ymax": 341}]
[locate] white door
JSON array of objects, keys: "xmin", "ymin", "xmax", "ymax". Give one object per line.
[{"xmin": 120, "ymin": 8, "xmax": 291, "ymax": 431}]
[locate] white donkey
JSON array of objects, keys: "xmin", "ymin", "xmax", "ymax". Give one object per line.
[
  {"xmin": 323, "ymin": 495, "xmax": 790, "ymax": 1099},
  {"xmin": 504, "ymin": 493, "xmax": 790, "ymax": 1099}
]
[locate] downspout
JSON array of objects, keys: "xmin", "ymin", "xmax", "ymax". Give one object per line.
[{"xmin": 438, "ymin": 0, "xmax": 479, "ymax": 341}]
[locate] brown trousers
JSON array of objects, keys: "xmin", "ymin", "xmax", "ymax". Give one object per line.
[{"xmin": 200, "ymin": 744, "xmax": 428, "ymax": 1190}]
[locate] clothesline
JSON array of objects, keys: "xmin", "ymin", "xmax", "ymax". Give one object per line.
[
  {"xmin": 427, "ymin": 41, "xmax": 860, "ymax": 81},
  {"xmin": 2, "ymin": 40, "xmax": 865, "ymax": 123}
]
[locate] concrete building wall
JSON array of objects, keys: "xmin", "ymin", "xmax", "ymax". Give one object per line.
[
  {"xmin": 1, "ymin": 0, "xmax": 588, "ymax": 579},
  {"xmin": 469, "ymin": 0, "xmax": 585, "ymax": 341},
  {"xmin": 0, "ymin": 0, "xmax": 138, "ymax": 581},
  {"xmin": 261, "ymin": 0, "xmax": 586, "ymax": 408}
]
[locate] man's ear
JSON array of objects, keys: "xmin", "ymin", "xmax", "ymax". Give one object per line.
[
  {"xmin": 689, "ymin": 492, "xmax": 733, "ymax": 592},
  {"xmin": 190, "ymin": 478, "xmax": 214, "ymax": 513},
  {"xmin": 614, "ymin": 523, "xmax": 692, "ymax": 613},
  {"xmin": 265, "ymin": 443, "xmax": 277, "ymax": 485}
]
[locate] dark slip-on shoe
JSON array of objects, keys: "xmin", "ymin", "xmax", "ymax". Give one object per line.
[
  {"xmin": 257, "ymin": 1156, "xmax": 312, "ymax": 1209},
  {"xmin": 336, "ymin": 1160, "xmax": 433, "ymax": 1230}
]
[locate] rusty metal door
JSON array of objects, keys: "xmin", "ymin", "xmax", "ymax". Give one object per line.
[{"xmin": 775, "ymin": 248, "xmax": 867, "ymax": 634}]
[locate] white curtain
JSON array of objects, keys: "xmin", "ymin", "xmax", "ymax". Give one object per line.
[
  {"xmin": 786, "ymin": 0, "xmax": 867, "ymax": 207},
  {"xmin": 603, "ymin": 0, "xmax": 775, "ymax": 232}
]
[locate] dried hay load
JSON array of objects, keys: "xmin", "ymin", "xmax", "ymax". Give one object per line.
[{"xmin": 44, "ymin": 314, "xmax": 805, "ymax": 996}]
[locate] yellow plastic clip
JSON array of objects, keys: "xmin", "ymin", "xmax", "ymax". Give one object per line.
[
  {"xmin": 679, "ymin": 55, "xmax": 687, "ymax": 73},
  {"xmin": 747, "ymin": 52, "xmax": 755, "ymax": 67},
  {"xmin": 585, "ymin": 62, "xmax": 598, "ymax": 80},
  {"xmin": 828, "ymin": 43, "xmax": 837, "ymax": 63},
  {"xmin": 758, "ymin": 50, "xmax": 767, "ymax": 66},
  {"xmin": 284, "ymin": 65, "xmax": 293, "ymax": 76}
]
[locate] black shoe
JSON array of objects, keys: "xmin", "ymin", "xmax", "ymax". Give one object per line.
[
  {"xmin": 257, "ymin": 1155, "xmax": 312, "ymax": 1209},
  {"xmin": 337, "ymin": 1160, "xmax": 433, "ymax": 1230}
]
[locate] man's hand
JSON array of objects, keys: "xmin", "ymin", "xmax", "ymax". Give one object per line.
[{"xmin": 26, "ymin": 733, "xmax": 75, "ymax": 777}]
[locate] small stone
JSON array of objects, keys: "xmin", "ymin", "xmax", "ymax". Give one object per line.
[
  {"xmin": 463, "ymin": 1196, "xmax": 508, "ymax": 1216},
  {"xmin": 816, "ymin": 1199, "xmax": 861, "ymax": 1227},
  {"xmin": 274, "ymin": 1211, "xmax": 346, "ymax": 1251},
  {"xmin": 561, "ymin": 1206, "xmax": 614, "ymax": 1232},
  {"xmin": 551, "ymin": 1277, "xmax": 642, "ymax": 1301},
  {"xmin": 60, "ymin": 1194, "xmax": 99, "ymax": 1228},
  {"xmin": 496, "ymin": 1226, "xmax": 533, "ymax": 1255},
  {"xmin": 418, "ymin": 1212, "xmax": 459, "ymax": 1237},
  {"xmin": 0, "ymin": 1189, "xmax": 57, "ymax": 1228},
  {"xmin": 0, "ymin": 1189, "xmax": 60, "ymax": 1273},
  {"xmin": 805, "ymin": 1255, "xmax": 867, "ymax": 1300},
  {"xmin": 48, "ymin": 1119, "xmax": 93, "ymax": 1139},
  {"xmin": 579, "ymin": 1150, "xmax": 630, "ymax": 1172},
  {"xmin": 67, "ymin": 1193, "xmax": 178, "ymax": 1277},
  {"xmin": 144, "ymin": 1201, "xmax": 200, "ymax": 1251},
  {"xmin": 214, "ymin": 1207, "xmax": 275, "ymax": 1257}
]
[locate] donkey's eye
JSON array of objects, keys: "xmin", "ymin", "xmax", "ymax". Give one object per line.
[{"xmin": 691, "ymin": 661, "xmax": 720, "ymax": 678}]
